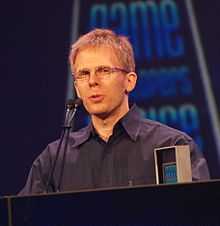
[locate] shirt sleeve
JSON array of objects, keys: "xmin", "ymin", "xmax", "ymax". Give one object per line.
[
  {"xmin": 173, "ymin": 134, "xmax": 210, "ymax": 181},
  {"xmin": 18, "ymin": 145, "xmax": 53, "ymax": 195}
]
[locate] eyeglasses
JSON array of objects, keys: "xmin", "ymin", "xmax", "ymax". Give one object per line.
[{"xmin": 73, "ymin": 65, "xmax": 129, "ymax": 82}]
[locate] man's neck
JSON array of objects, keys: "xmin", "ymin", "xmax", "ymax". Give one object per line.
[{"xmin": 91, "ymin": 105, "xmax": 129, "ymax": 142}]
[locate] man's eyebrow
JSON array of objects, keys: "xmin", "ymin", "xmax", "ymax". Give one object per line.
[
  {"xmin": 78, "ymin": 65, "xmax": 110, "ymax": 71},
  {"xmin": 78, "ymin": 68, "xmax": 90, "ymax": 72}
]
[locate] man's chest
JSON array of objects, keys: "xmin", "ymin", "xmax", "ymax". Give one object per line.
[{"xmin": 61, "ymin": 141, "xmax": 156, "ymax": 191}]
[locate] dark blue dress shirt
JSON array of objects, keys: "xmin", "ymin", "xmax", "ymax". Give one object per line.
[{"xmin": 19, "ymin": 105, "xmax": 210, "ymax": 195}]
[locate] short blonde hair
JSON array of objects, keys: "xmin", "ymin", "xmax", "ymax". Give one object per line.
[{"xmin": 69, "ymin": 28, "xmax": 135, "ymax": 72}]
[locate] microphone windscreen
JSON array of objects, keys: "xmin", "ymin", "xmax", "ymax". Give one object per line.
[
  {"xmin": 66, "ymin": 98, "xmax": 82, "ymax": 109},
  {"xmin": 74, "ymin": 98, "xmax": 82, "ymax": 107}
]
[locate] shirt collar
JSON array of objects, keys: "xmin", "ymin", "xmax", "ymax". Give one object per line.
[
  {"xmin": 121, "ymin": 104, "xmax": 141, "ymax": 141},
  {"xmin": 70, "ymin": 104, "xmax": 141, "ymax": 148}
]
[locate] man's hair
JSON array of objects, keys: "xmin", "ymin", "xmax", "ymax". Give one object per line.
[{"xmin": 69, "ymin": 28, "xmax": 135, "ymax": 72}]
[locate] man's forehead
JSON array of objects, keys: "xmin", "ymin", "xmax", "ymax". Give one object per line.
[
  {"xmin": 74, "ymin": 45, "xmax": 121, "ymax": 69},
  {"xmin": 77, "ymin": 45, "xmax": 117, "ymax": 56}
]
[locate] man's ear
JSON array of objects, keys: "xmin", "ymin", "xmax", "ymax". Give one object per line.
[{"xmin": 125, "ymin": 72, "xmax": 137, "ymax": 93}]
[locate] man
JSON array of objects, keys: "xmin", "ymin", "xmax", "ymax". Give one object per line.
[{"xmin": 19, "ymin": 29, "xmax": 209, "ymax": 195}]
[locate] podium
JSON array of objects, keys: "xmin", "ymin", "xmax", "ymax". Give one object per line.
[{"xmin": 1, "ymin": 180, "xmax": 220, "ymax": 226}]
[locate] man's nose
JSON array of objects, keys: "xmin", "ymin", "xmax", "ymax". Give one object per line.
[{"xmin": 88, "ymin": 70, "xmax": 98, "ymax": 86}]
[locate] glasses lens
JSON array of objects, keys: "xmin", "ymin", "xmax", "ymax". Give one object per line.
[
  {"xmin": 96, "ymin": 66, "xmax": 112, "ymax": 77},
  {"xmin": 74, "ymin": 66, "xmax": 128, "ymax": 82},
  {"xmin": 76, "ymin": 69, "xmax": 90, "ymax": 80}
]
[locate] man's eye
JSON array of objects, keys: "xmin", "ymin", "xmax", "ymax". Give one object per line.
[
  {"xmin": 99, "ymin": 67, "xmax": 111, "ymax": 73},
  {"xmin": 79, "ymin": 70, "xmax": 90, "ymax": 76}
]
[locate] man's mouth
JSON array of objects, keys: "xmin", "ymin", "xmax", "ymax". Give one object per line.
[{"xmin": 89, "ymin": 94, "xmax": 104, "ymax": 102}]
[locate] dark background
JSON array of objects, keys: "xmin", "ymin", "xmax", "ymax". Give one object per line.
[{"xmin": 1, "ymin": 0, "xmax": 220, "ymax": 195}]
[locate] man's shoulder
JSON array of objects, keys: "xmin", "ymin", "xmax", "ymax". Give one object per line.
[
  {"xmin": 40, "ymin": 125, "xmax": 91, "ymax": 156},
  {"xmin": 138, "ymin": 117, "xmax": 191, "ymax": 142},
  {"xmin": 70, "ymin": 124, "xmax": 91, "ymax": 138},
  {"xmin": 69, "ymin": 124, "xmax": 92, "ymax": 147}
]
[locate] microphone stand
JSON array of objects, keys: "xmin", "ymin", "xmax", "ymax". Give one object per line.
[{"xmin": 45, "ymin": 99, "xmax": 81, "ymax": 193}]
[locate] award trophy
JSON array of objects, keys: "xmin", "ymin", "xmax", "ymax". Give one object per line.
[{"xmin": 154, "ymin": 145, "xmax": 192, "ymax": 184}]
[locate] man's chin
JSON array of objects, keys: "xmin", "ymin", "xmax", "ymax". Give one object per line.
[{"xmin": 87, "ymin": 107, "xmax": 110, "ymax": 119}]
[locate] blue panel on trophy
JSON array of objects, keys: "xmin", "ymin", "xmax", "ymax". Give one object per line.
[{"xmin": 163, "ymin": 162, "xmax": 177, "ymax": 184}]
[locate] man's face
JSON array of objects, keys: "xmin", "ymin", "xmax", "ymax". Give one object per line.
[{"xmin": 73, "ymin": 46, "xmax": 136, "ymax": 119}]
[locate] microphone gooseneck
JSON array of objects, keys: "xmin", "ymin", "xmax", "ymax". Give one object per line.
[{"xmin": 45, "ymin": 98, "xmax": 82, "ymax": 193}]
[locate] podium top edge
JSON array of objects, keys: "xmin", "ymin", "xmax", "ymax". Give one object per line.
[{"xmin": 2, "ymin": 178, "xmax": 220, "ymax": 200}]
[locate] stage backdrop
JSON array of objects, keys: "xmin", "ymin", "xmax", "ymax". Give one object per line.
[
  {"xmin": 0, "ymin": 0, "xmax": 220, "ymax": 195},
  {"xmin": 68, "ymin": 0, "xmax": 220, "ymax": 179}
]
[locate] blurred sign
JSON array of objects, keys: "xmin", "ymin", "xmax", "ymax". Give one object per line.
[{"xmin": 71, "ymin": 0, "xmax": 220, "ymax": 176}]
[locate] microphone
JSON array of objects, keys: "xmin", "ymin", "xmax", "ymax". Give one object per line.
[
  {"xmin": 63, "ymin": 98, "xmax": 82, "ymax": 128},
  {"xmin": 45, "ymin": 98, "xmax": 82, "ymax": 193}
]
